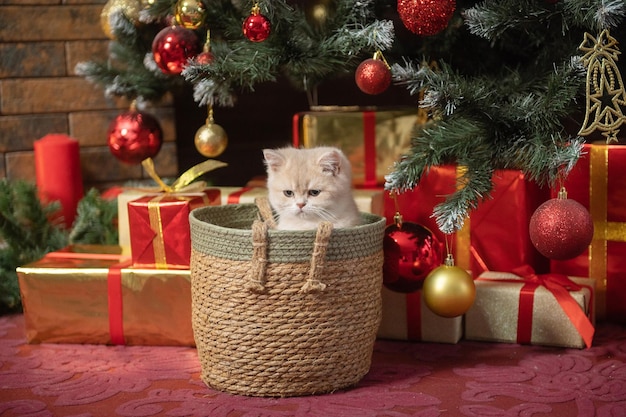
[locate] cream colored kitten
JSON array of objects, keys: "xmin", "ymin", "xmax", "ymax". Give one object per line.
[{"xmin": 263, "ymin": 146, "xmax": 362, "ymax": 230}]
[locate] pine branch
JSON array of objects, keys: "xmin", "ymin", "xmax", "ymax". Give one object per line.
[{"xmin": 69, "ymin": 189, "xmax": 119, "ymax": 246}]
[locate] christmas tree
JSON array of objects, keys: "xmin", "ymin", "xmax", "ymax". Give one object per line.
[{"xmin": 78, "ymin": 0, "xmax": 626, "ymax": 234}]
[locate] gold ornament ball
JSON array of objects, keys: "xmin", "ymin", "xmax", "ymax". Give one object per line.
[
  {"xmin": 422, "ymin": 264, "xmax": 475, "ymax": 318},
  {"xmin": 194, "ymin": 123, "xmax": 228, "ymax": 157},
  {"xmin": 175, "ymin": 0, "xmax": 206, "ymax": 29},
  {"xmin": 101, "ymin": 0, "xmax": 142, "ymax": 39}
]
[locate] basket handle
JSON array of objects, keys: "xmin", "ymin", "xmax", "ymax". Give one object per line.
[
  {"xmin": 245, "ymin": 214, "xmax": 334, "ymax": 293},
  {"xmin": 255, "ymin": 197, "xmax": 276, "ymax": 229},
  {"xmin": 300, "ymin": 221, "xmax": 333, "ymax": 293},
  {"xmin": 245, "ymin": 219, "xmax": 268, "ymax": 293}
]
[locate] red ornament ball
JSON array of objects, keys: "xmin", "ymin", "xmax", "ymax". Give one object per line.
[
  {"xmin": 152, "ymin": 25, "xmax": 200, "ymax": 75},
  {"xmin": 398, "ymin": 0, "xmax": 456, "ymax": 36},
  {"xmin": 242, "ymin": 13, "xmax": 271, "ymax": 42},
  {"xmin": 195, "ymin": 51, "xmax": 213, "ymax": 65},
  {"xmin": 107, "ymin": 110, "xmax": 163, "ymax": 164},
  {"xmin": 383, "ymin": 222, "xmax": 443, "ymax": 293},
  {"xmin": 529, "ymin": 197, "xmax": 594, "ymax": 260},
  {"xmin": 355, "ymin": 58, "xmax": 392, "ymax": 95}
]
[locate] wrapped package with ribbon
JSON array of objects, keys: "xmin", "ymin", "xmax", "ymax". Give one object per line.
[
  {"xmin": 377, "ymin": 287, "xmax": 463, "ymax": 343},
  {"xmin": 465, "ymin": 266, "xmax": 595, "ymax": 349},
  {"xmin": 550, "ymin": 144, "xmax": 626, "ymax": 322},
  {"xmin": 121, "ymin": 159, "xmax": 225, "ymax": 268},
  {"xmin": 292, "ymin": 107, "xmax": 418, "ymax": 187},
  {"xmin": 385, "ymin": 165, "xmax": 550, "ymax": 277},
  {"xmin": 16, "ymin": 245, "xmax": 194, "ymax": 346}
]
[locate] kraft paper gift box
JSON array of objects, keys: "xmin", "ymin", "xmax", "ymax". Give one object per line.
[
  {"xmin": 465, "ymin": 268, "xmax": 595, "ymax": 349},
  {"xmin": 293, "ymin": 107, "xmax": 419, "ymax": 187},
  {"xmin": 385, "ymin": 166, "xmax": 550, "ymax": 277},
  {"xmin": 377, "ymin": 287, "xmax": 463, "ymax": 343},
  {"xmin": 16, "ymin": 245, "xmax": 194, "ymax": 346},
  {"xmin": 550, "ymin": 144, "xmax": 626, "ymax": 322}
]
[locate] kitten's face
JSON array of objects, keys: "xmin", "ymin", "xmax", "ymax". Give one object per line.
[{"xmin": 263, "ymin": 147, "xmax": 352, "ymax": 226}]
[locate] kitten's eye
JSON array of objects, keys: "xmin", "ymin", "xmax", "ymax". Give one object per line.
[
  {"xmin": 308, "ymin": 189, "xmax": 321, "ymax": 197},
  {"xmin": 283, "ymin": 190, "xmax": 294, "ymax": 197}
]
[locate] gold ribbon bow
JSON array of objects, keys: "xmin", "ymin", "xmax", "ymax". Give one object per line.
[{"xmin": 141, "ymin": 158, "xmax": 228, "ymax": 194}]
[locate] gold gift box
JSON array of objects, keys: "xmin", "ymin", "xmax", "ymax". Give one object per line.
[
  {"xmin": 465, "ymin": 272, "xmax": 595, "ymax": 349},
  {"xmin": 16, "ymin": 245, "xmax": 194, "ymax": 346},
  {"xmin": 377, "ymin": 287, "xmax": 462, "ymax": 343},
  {"xmin": 293, "ymin": 108, "xmax": 419, "ymax": 186}
]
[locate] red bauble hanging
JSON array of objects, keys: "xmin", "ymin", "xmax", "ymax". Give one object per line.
[
  {"xmin": 107, "ymin": 107, "xmax": 163, "ymax": 164},
  {"xmin": 398, "ymin": 0, "xmax": 456, "ymax": 36},
  {"xmin": 529, "ymin": 188, "xmax": 594, "ymax": 260},
  {"xmin": 383, "ymin": 219, "xmax": 443, "ymax": 293},
  {"xmin": 355, "ymin": 53, "xmax": 392, "ymax": 95},
  {"xmin": 243, "ymin": 4, "xmax": 271, "ymax": 42},
  {"xmin": 152, "ymin": 25, "xmax": 200, "ymax": 75}
]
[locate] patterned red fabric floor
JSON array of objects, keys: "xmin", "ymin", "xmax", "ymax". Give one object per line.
[{"xmin": 1, "ymin": 314, "xmax": 625, "ymax": 417}]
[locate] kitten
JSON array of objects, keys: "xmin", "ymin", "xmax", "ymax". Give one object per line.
[{"xmin": 263, "ymin": 146, "xmax": 362, "ymax": 230}]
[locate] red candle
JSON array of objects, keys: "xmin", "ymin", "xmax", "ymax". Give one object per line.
[{"xmin": 34, "ymin": 134, "xmax": 84, "ymax": 228}]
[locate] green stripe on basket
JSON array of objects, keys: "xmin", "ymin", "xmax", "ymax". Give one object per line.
[{"xmin": 189, "ymin": 204, "xmax": 386, "ymax": 263}]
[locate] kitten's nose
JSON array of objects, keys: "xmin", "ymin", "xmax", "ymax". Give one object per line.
[{"xmin": 297, "ymin": 202, "xmax": 306, "ymax": 209}]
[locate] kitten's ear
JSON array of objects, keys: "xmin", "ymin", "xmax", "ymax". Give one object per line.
[
  {"xmin": 263, "ymin": 149, "xmax": 285, "ymax": 172},
  {"xmin": 318, "ymin": 149, "xmax": 342, "ymax": 176}
]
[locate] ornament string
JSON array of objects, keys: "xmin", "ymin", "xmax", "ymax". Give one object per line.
[{"xmin": 390, "ymin": 191, "xmax": 403, "ymax": 228}]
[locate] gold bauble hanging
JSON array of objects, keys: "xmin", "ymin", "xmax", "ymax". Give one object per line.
[
  {"xmin": 422, "ymin": 254, "xmax": 475, "ymax": 318},
  {"xmin": 195, "ymin": 107, "xmax": 228, "ymax": 159},
  {"xmin": 175, "ymin": 0, "xmax": 207, "ymax": 30},
  {"xmin": 101, "ymin": 0, "xmax": 142, "ymax": 39}
]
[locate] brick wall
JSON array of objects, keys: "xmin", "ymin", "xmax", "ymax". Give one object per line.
[{"xmin": 0, "ymin": 0, "xmax": 178, "ymax": 191}]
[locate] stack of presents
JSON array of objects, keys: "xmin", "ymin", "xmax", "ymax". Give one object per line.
[{"xmin": 17, "ymin": 108, "xmax": 624, "ymax": 350}]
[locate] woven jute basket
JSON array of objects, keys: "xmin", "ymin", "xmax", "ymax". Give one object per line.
[{"xmin": 189, "ymin": 198, "xmax": 385, "ymax": 397}]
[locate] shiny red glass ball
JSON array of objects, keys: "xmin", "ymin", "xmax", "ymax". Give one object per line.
[
  {"xmin": 152, "ymin": 25, "xmax": 200, "ymax": 75},
  {"xmin": 383, "ymin": 222, "xmax": 443, "ymax": 293},
  {"xmin": 107, "ymin": 110, "xmax": 163, "ymax": 164},
  {"xmin": 242, "ymin": 13, "xmax": 271, "ymax": 42}
]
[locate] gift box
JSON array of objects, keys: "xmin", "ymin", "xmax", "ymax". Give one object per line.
[
  {"xmin": 465, "ymin": 268, "xmax": 595, "ymax": 349},
  {"xmin": 385, "ymin": 166, "xmax": 550, "ymax": 277},
  {"xmin": 293, "ymin": 107, "xmax": 419, "ymax": 187},
  {"xmin": 377, "ymin": 287, "xmax": 462, "ymax": 343},
  {"xmin": 550, "ymin": 144, "xmax": 626, "ymax": 322},
  {"xmin": 117, "ymin": 158, "xmax": 226, "ymax": 256},
  {"xmin": 16, "ymin": 245, "xmax": 194, "ymax": 346},
  {"xmin": 128, "ymin": 191, "xmax": 219, "ymax": 269}
]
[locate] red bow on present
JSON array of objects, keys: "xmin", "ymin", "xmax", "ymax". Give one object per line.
[{"xmin": 512, "ymin": 265, "xmax": 595, "ymax": 348}]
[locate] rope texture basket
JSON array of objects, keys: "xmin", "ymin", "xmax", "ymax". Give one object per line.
[{"xmin": 189, "ymin": 199, "xmax": 385, "ymax": 397}]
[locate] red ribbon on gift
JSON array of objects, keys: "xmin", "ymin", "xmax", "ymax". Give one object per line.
[
  {"xmin": 406, "ymin": 291, "xmax": 422, "ymax": 341},
  {"xmin": 363, "ymin": 111, "xmax": 377, "ymax": 188},
  {"xmin": 107, "ymin": 260, "xmax": 133, "ymax": 345},
  {"xmin": 227, "ymin": 187, "xmax": 253, "ymax": 204},
  {"xmin": 512, "ymin": 265, "xmax": 595, "ymax": 348}
]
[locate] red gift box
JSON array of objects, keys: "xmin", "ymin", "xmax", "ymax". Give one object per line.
[
  {"xmin": 385, "ymin": 166, "xmax": 550, "ymax": 277},
  {"xmin": 550, "ymin": 144, "xmax": 626, "ymax": 322},
  {"xmin": 128, "ymin": 191, "xmax": 219, "ymax": 269}
]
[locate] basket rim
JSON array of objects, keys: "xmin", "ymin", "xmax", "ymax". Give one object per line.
[{"xmin": 189, "ymin": 203, "xmax": 385, "ymax": 235}]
